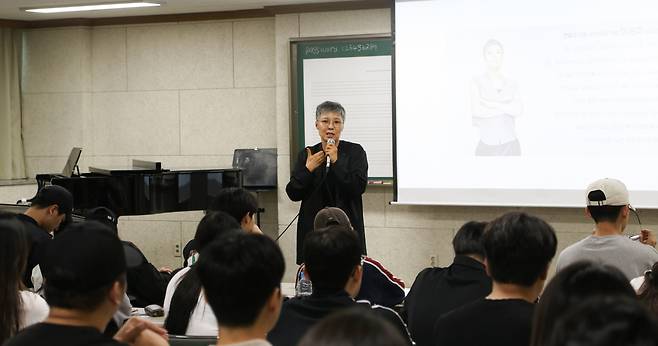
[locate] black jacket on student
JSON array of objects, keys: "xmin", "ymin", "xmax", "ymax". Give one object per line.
[
  {"xmin": 402, "ymin": 255, "xmax": 492, "ymax": 346},
  {"xmin": 267, "ymin": 289, "xmax": 412, "ymax": 346}
]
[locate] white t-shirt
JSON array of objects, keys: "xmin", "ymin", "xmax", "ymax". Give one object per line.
[
  {"xmin": 19, "ymin": 290, "xmax": 49, "ymax": 329},
  {"xmin": 163, "ymin": 266, "xmax": 218, "ymax": 336}
]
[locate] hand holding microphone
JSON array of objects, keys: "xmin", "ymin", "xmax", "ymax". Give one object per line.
[{"xmin": 325, "ymin": 138, "xmax": 337, "ymax": 169}]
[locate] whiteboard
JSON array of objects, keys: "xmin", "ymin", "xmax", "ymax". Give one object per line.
[{"xmin": 291, "ymin": 37, "xmax": 393, "ymax": 180}]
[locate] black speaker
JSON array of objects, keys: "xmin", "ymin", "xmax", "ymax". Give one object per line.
[{"xmin": 232, "ymin": 148, "xmax": 277, "ymax": 189}]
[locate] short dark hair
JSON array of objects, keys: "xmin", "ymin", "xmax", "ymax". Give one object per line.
[
  {"xmin": 197, "ymin": 233, "xmax": 284, "ymax": 327},
  {"xmin": 483, "ymin": 212, "xmax": 557, "ymax": 286},
  {"xmin": 587, "ymin": 205, "xmax": 625, "ymax": 224},
  {"xmin": 194, "ymin": 210, "xmax": 242, "ymax": 251},
  {"xmin": 303, "ymin": 225, "xmax": 361, "ymax": 292},
  {"xmin": 548, "ymin": 296, "xmax": 658, "ymax": 346},
  {"xmin": 207, "ymin": 188, "xmax": 258, "ymax": 224},
  {"xmin": 530, "ymin": 261, "xmax": 636, "ymax": 346},
  {"xmin": 298, "ymin": 308, "xmax": 408, "ymax": 346},
  {"xmin": 315, "ymin": 101, "xmax": 346, "ymax": 121},
  {"xmin": 452, "ymin": 221, "xmax": 487, "ymax": 257}
]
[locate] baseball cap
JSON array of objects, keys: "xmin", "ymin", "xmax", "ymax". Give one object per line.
[
  {"xmin": 313, "ymin": 207, "xmax": 353, "ymax": 230},
  {"xmin": 85, "ymin": 207, "xmax": 118, "ymax": 233},
  {"xmin": 586, "ymin": 178, "xmax": 630, "ymax": 207},
  {"xmin": 41, "ymin": 221, "xmax": 126, "ymax": 293},
  {"xmin": 32, "ymin": 185, "xmax": 73, "ymax": 216}
]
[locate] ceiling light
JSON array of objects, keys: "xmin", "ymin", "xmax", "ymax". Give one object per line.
[{"xmin": 23, "ymin": 2, "xmax": 162, "ymax": 14}]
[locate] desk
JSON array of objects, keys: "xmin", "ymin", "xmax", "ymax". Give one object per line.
[{"xmin": 131, "ymin": 308, "xmax": 165, "ymax": 327}]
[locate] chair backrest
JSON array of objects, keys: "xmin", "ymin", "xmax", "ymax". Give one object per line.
[{"xmin": 168, "ymin": 335, "xmax": 217, "ymax": 346}]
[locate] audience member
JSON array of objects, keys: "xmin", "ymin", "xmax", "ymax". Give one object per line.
[
  {"xmin": 557, "ymin": 178, "xmax": 658, "ymax": 279},
  {"xmin": 15, "ymin": 185, "xmax": 73, "ymax": 288},
  {"xmin": 402, "ymin": 221, "xmax": 491, "ymax": 346},
  {"xmin": 637, "ymin": 262, "xmax": 658, "ymax": 318},
  {"xmin": 179, "ymin": 187, "xmax": 262, "ymax": 268},
  {"xmin": 86, "ymin": 207, "xmax": 172, "ymax": 307},
  {"xmin": 548, "ymin": 296, "xmax": 658, "ymax": 346},
  {"xmin": 207, "ymin": 187, "xmax": 262, "ymax": 234},
  {"xmin": 163, "ymin": 211, "xmax": 241, "ymax": 336},
  {"xmin": 295, "ymin": 207, "xmax": 405, "ymax": 307},
  {"xmin": 530, "ymin": 261, "xmax": 636, "ymax": 346},
  {"xmin": 4, "ymin": 221, "xmax": 167, "ymax": 346},
  {"xmin": 433, "ymin": 212, "xmax": 557, "ymax": 346},
  {"xmin": 196, "ymin": 232, "xmax": 285, "ymax": 346},
  {"xmin": 267, "ymin": 224, "xmax": 412, "ymax": 346},
  {"xmin": 0, "ymin": 215, "xmax": 48, "ymax": 344},
  {"xmin": 298, "ymin": 308, "xmax": 408, "ymax": 346}
]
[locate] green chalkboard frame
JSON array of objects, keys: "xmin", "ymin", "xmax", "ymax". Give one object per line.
[{"xmin": 289, "ymin": 35, "xmax": 393, "ymax": 181}]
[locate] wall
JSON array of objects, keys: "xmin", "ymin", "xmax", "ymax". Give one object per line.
[
  {"xmin": 20, "ymin": 19, "xmax": 279, "ymax": 269},
  {"xmin": 16, "ymin": 8, "xmax": 658, "ymax": 285}
]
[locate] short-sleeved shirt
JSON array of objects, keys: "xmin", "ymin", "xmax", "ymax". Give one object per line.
[
  {"xmin": 5, "ymin": 323, "xmax": 126, "ymax": 346},
  {"xmin": 557, "ymin": 234, "xmax": 658, "ymax": 280}
]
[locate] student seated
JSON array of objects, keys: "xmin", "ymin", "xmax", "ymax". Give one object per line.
[
  {"xmin": 548, "ymin": 296, "xmax": 658, "ymax": 346},
  {"xmin": 557, "ymin": 178, "xmax": 658, "ymax": 280},
  {"xmin": 433, "ymin": 212, "xmax": 557, "ymax": 346},
  {"xmin": 196, "ymin": 232, "xmax": 285, "ymax": 346},
  {"xmin": 267, "ymin": 224, "xmax": 412, "ymax": 346},
  {"xmin": 402, "ymin": 221, "xmax": 491, "ymax": 346},
  {"xmin": 530, "ymin": 261, "xmax": 636, "ymax": 346},
  {"xmin": 4, "ymin": 221, "xmax": 167, "ymax": 346},
  {"xmin": 163, "ymin": 211, "xmax": 241, "ymax": 336},
  {"xmin": 85, "ymin": 207, "xmax": 173, "ymax": 307},
  {"xmin": 296, "ymin": 207, "xmax": 405, "ymax": 307},
  {"xmin": 0, "ymin": 215, "xmax": 49, "ymax": 345}
]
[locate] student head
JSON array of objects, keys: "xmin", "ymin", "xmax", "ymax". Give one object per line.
[
  {"xmin": 452, "ymin": 221, "xmax": 487, "ymax": 260},
  {"xmin": 638, "ymin": 261, "xmax": 658, "ymax": 317},
  {"xmin": 194, "ymin": 210, "xmax": 242, "ymax": 252},
  {"xmin": 530, "ymin": 261, "xmax": 636, "ymax": 346},
  {"xmin": 164, "ymin": 210, "xmax": 243, "ymax": 335},
  {"xmin": 84, "ymin": 207, "xmax": 118, "ymax": 235},
  {"xmin": 27, "ymin": 185, "xmax": 73, "ymax": 233},
  {"xmin": 585, "ymin": 178, "xmax": 631, "ymax": 230},
  {"xmin": 315, "ymin": 101, "xmax": 345, "ymax": 144},
  {"xmin": 483, "ymin": 212, "xmax": 557, "ymax": 288},
  {"xmin": 197, "ymin": 233, "xmax": 284, "ymax": 333},
  {"xmin": 303, "ymin": 224, "xmax": 362, "ymax": 297},
  {"xmin": 41, "ymin": 221, "xmax": 126, "ymax": 320},
  {"xmin": 0, "ymin": 214, "xmax": 31, "ymax": 343},
  {"xmin": 313, "ymin": 207, "xmax": 353, "ymax": 231},
  {"xmin": 207, "ymin": 188, "xmax": 258, "ymax": 233},
  {"xmin": 298, "ymin": 308, "xmax": 408, "ymax": 346},
  {"xmin": 548, "ymin": 296, "xmax": 658, "ymax": 346}
]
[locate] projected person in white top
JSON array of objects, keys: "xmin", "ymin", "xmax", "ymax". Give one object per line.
[{"xmin": 470, "ymin": 39, "xmax": 523, "ymax": 156}]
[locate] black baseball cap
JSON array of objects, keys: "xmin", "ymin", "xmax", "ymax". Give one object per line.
[
  {"xmin": 41, "ymin": 221, "xmax": 126, "ymax": 293},
  {"xmin": 32, "ymin": 185, "xmax": 74, "ymax": 216}
]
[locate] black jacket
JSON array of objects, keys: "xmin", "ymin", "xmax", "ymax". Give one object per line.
[
  {"xmin": 286, "ymin": 140, "xmax": 368, "ymax": 264},
  {"xmin": 123, "ymin": 241, "xmax": 172, "ymax": 307},
  {"xmin": 402, "ymin": 256, "xmax": 492, "ymax": 346},
  {"xmin": 267, "ymin": 290, "xmax": 412, "ymax": 346}
]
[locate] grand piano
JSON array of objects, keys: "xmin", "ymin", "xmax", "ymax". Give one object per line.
[{"xmin": 35, "ymin": 159, "xmax": 242, "ymax": 216}]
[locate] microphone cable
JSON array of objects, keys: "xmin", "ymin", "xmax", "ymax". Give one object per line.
[{"xmin": 276, "ymin": 149, "xmax": 330, "ymax": 243}]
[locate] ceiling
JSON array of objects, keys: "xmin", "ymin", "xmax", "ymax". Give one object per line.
[{"xmin": 0, "ymin": 0, "xmax": 360, "ymax": 21}]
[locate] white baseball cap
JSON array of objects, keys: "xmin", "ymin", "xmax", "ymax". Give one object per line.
[{"xmin": 585, "ymin": 178, "xmax": 630, "ymax": 207}]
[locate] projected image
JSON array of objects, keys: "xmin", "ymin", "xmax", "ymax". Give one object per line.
[{"xmin": 470, "ymin": 39, "xmax": 523, "ymax": 156}]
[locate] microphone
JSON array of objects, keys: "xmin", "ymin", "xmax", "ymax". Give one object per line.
[{"xmin": 326, "ymin": 138, "xmax": 335, "ymax": 169}]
